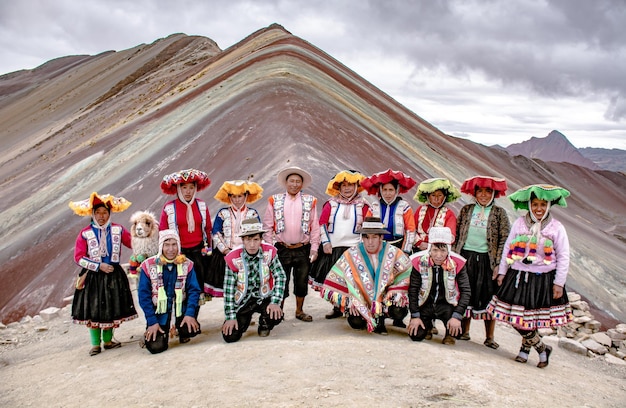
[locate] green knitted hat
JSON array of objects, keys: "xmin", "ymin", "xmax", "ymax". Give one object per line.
[{"xmin": 508, "ymin": 184, "xmax": 570, "ymax": 210}]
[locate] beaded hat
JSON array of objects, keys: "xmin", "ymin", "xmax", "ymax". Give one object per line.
[
  {"xmin": 361, "ymin": 169, "xmax": 416, "ymax": 195},
  {"xmin": 356, "ymin": 217, "xmax": 390, "ymax": 235},
  {"xmin": 238, "ymin": 218, "xmax": 268, "ymax": 237},
  {"xmin": 460, "ymin": 176, "xmax": 508, "ymax": 198},
  {"xmin": 160, "ymin": 169, "xmax": 211, "ymax": 195}
]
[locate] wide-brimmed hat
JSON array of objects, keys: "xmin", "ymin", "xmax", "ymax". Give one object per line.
[
  {"xmin": 69, "ymin": 192, "xmax": 132, "ymax": 216},
  {"xmin": 460, "ymin": 176, "xmax": 508, "ymax": 198},
  {"xmin": 414, "ymin": 178, "xmax": 460, "ymax": 204},
  {"xmin": 277, "ymin": 166, "xmax": 312, "ymax": 190},
  {"xmin": 508, "ymin": 184, "xmax": 570, "ymax": 210},
  {"xmin": 214, "ymin": 180, "xmax": 264, "ymax": 204},
  {"xmin": 237, "ymin": 218, "xmax": 268, "ymax": 237},
  {"xmin": 361, "ymin": 169, "xmax": 417, "ymax": 195},
  {"xmin": 356, "ymin": 217, "xmax": 390, "ymax": 235},
  {"xmin": 325, "ymin": 170, "xmax": 365, "ymax": 196},
  {"xmin": 160, "ymin": 169, "xmax": 211, "ymax": 195}
]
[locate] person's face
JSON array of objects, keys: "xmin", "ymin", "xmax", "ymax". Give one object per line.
[
  {"xmin": 475, "ymin": 187, "xmax": 494, "ymax": 207},
  {"xmin": 339, "ymin": 181, "xmax": 356, "ymax": 198},
  {"xmin": 380, "ymin": 183, "xmax": 397, "ymax": 202},
  {"xmin": 362, "ymin": 234, "xmax": 383, "ymax": 254},
  {"xmin": 428, "ymin": 190, "xmax": 446, "ymax": 208},
  {"xmin": 430, "ymin": 244, "xmax": 449, "ymax": 265},
  {"xmin": 180, "ymin": 183, "xmax": 196, "ymax": 202},
  {"xmin": 531, "ymin": 198, "xmax": 548, "ymax": 220},
  {"xmin": 93, "ymin": 206, "xmax": 110, "ymax": 226},
  {"xmin": 242, "ymin": 234, "xmax": 262, "ymax": 255},
  {"xmin": 162, "ymin": 238, "xmax": 179, "ymax": 260},
  {"xmin": 229, "ymin": 193, "xmax": 247, "ymax": 209},
  {"xmin": 286, "ymin": 174, "xmax": 303, "ymax": 196}
]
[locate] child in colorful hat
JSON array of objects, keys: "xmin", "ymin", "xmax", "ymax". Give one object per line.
[{"xmin": 487, "ymin": 184, "xmax": 573, "ymax": 368}]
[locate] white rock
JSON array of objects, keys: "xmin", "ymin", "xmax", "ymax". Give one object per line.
[
  {"xmin": 584, "ymin": 320, "xmax": 602, "ymax": 331},
  {"xmin": 0, "ymin": 322, "xmax": 6, "ymax": 330},
  {"xmin": 539, "ymin": 328, "xmax": 556, "ymax": 337},
  {"xmin": 581, "ymin": 339, "xmax": 608, "ymax": 355},
  {"xmin": 615, "ymin": 323, "xmax": 626, "ymax": 335},
  {"xmin": 39, "ymin": 307, "xmax": 61, "ymax": 322},
  {"xmin": 604, "ymin": 354, "xmax": 626, "ymax": 366},
  {"xmin": 591, "ymin": 332, "xmax": 612, "ymax": 347},
  {"xmin": 20, "ymin": 315, "xmax": 33, "ymax": 324},
  {"xmin": 572, "ymin": 309, "xmax": 587, "ymax": 317},
  {"xmin": 567, "ymin": 292, "xmax": 581, "ymax": 302},
  {"xmin": 558, "ymin": 337, "xmax": 588, "ymax": 356},
  {"xmin": 606, "ymin": 328, "xmax": 626, "ymax": 340},
  {"xmin": 574, "ymin": 316, "xmax": 592, "ymax": 324}
]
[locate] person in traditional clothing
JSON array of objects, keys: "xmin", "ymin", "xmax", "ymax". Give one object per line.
[
  {"xmin": 487, "ymin": 184, "xmax": 573, "ymax": 368},
  {"xmin": 138, "ymin": 229, "xmax": 201, "ymax": 354},
  {"xmin": 309, "ymin": 170, "xmax": 371, "ymax": 319},
  {"xmin": 407, "ymin": 227, "xmax": 471, "ymax": 345},
  {"xmin": 453, "ymin": 176, "xmax": 510, "ymax": 349},
  {"xmin": 159, "ymin": 169, "xmax": 212, "ymax": 304},
  {"xmin": 69, "ymin": 192, "xmax": 138, "ymax": 356},
  {"xmin": 209, "ymin": 180, "xmax": 263, "ymax": 297},
  {"xmin": 262, "ymin": 166, "xmax": 320, "ymax": 322},
  {"xmin": 413, "ymin": 178, "xmax": 460, "ymax": 251},
  {"xmin": 222, "ymin": 218, "xmax": 286, "ymax": 342},
  {"xmin": 320, "ymin": 217, "xmax": 412, "ymax": 334}
]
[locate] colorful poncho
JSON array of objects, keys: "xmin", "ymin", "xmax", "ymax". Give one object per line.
[{"xmin": 321, "ymin": 242, "xmax": 412, "ymax": 332}]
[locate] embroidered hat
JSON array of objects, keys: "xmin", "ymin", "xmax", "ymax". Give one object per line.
[
  {"xmin": 325, "ymin": 170, "xmax": 366, "ymax": 196},
  {"xmin": 69, "ymin": 192, "xmax": 132, "ymax": 216},
  {"xmin": 361, "ymin": 169, "xmax": 417, "ymax": 195},
  {"xmin": 356, "ymin": 217, "xmax": 390, "ymax": 235},
  {"xmin": 460, "ymin": 176, "xmax": 508, "ymax": 198},
  {"xmin": 237, "ymin": 218, "xmax": 268, "ymax": 237},
  {"xmin": 508, "ymin": 184, "xmax": 570, "ymax": 210},
  {"xmin": 158, "ymin": 229, "xmax": 181, "ymax": 257},
  {"xmin": 277, "ymin": 166, "xmax": 312, "ymax": 190},
  {"xmin": 413, "ymin": 178, "xmax": 461, "ymax": 204},
  {"xmin": 160, "ymin": 169, "xmax": 211, "ymax": 195},
  {"xmin": 428, "ymin": 226, "xmax": 453, "ymax": 253},
  {"xmin": 214, "ymin": 180, "xmax": 264, "ymax": 204}
]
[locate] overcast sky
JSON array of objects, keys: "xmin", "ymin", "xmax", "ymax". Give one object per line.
[{"xmin": 1, "ymin": 0, "xmax": 625, "ymax": 149}]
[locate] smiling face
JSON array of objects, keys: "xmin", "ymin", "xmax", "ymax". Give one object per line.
[
  {"xmin": 93, "ymin": 206, "xmax": 110, "ymax": 226},
  {"xmin": 362, "ymin": 233, "xmax": 383, "ymax": 254},
  {"xmin": 475, "ymin": 187, "xmax": 494, "ymax": 206},
  {"xmin": 180, "ymin": 182, "xmax": 196, "ymax": 202},
  {"xmin": 339, "ymin": 181, "xmax": 357, "ymax": 198},
  {"xmin": 531, "ymin": 197, "xmax": 549, "ymax": 221},
  {"xmin": 286, "ymin": 174, "xmax": 304, "ymax": 196},
  {"xmin": 161, "ymin": 238, "xmax": 179, "ymax": 260},
  {"xmin": 380, "ymin": 183, "xmax": 397, "ymax": 202},
  {"xmin": 428, "ymin": 190, "xmax": 446, "ymax": 208}
]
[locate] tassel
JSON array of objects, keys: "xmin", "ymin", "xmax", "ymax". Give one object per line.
[
  {"xmin": 526, "ymin": 236, "xmax": 538, "ymax": 261},
  {"xmin": 543, "ymin": 239, "xmax": 554, "ymax": 265},
  {"xmin": 156, "ymin": 286, "xmax": 168, "ymax": 314}
]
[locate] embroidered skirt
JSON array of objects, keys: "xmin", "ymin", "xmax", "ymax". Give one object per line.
[
  {"xmin": 205, "ymin": 249, "xmax": 226, "ymax": 297},
  {"xmin": 309, "ymin": 245, "xmax": 349, "ymax": 291},
  {"xmin": 72, "ymin": 264, "xmax": 137, "ymax": 329},
  {"xmin": 461, "ymin": 250, "xmax": 496, "ymax": 319},
  {"xmin": 487, "ymin": 268, "xmax": 572, "ymax": 330}
]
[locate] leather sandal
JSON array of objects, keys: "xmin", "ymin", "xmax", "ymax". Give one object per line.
[
  {"xmin": 89, "ymin": 346, "xmax": 101, "ymax": 356},
  {"xmin": 537, "ymin": 345, "xmax": 552, "ymax": 368},
  {"xmin": 484, "ymin": 338, "xmax": 499, "ymax": 349},
  {"xmin": 295, "ymin": 312, "xmax": 313, "ymax": 322},
  {"xmin": 459, "ymin": 332, "xmax": 471, "ymax": 341},
  {"xmin": 103, "ymin": 340, "xmax": 121, "ymax": 350}
]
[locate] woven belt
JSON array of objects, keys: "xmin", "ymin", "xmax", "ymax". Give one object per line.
[{"xmin": 278, "ymin": 242, "xmax": 305, "ymax": 249}]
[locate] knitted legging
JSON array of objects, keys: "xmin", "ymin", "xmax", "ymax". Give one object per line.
[{"xmin": 515, "ymin": 328, "xmax": 546, "ymax": 354}]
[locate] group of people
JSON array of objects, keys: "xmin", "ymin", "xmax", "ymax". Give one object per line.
[{"xmin": 69, "ymin": 166, "xmax": 573, "ymax": 368}]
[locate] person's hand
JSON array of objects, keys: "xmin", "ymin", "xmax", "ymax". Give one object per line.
[
  {"xmin": 181, "ymin": 316, "xmax": 199, "ymax": 333},
  {"xmin": 322, "ymin": 242, "xmax": 332, "ymax": 254},
  {"xmin": 447, "ymin": 317, "xmax": 462, "ymax": 337},
  {"xmin": 418, "ymin": 242, "xmax": 428, "ymax": 251},
  {"xmin": 222, "ymin": 319, "xmax": 238, "ymax": 336},
  {"xmin": 492, "ymin": 266, "xmax": 499, "ymax": 280},
  {"xmin": 267, "ymin": 303, "xmax": 283, "ymax": 320},
  {"xmin": 497, "ymin": 274, "xmax": 505, "ymax": 286},
  {"xmin": 407, "ymin": 317, "xmax": 425, "ymax": 336},
  {"xmin": 349, "ymin": 303, "xmax": 360, "ymax": 316},
  {"xmin": 553, "ymin": 284, "xmax": 564, "ymax": 299},
  {"xmin": 223, "ymin": 248, "xmax": 231, "ymax": 255},
  {"xmin": 99, "ymin": 263, "xmax": 114, "ymax": 273},
  {"xmin": 145, "ymin": 323, "xmax": 164, "ymax": 341},
  {"xmin": 309, "ymin": 250, "xmax": 318, "ymax": 263}
]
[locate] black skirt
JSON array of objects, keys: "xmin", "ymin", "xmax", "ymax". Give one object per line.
[
  {"xmin": 72, "ymin": 264, "xmax": 137, "ymax": 329},
  {"xmin": 309, "ymin": 245, "xmax": 349, "ymax": 291},
  {"xmin": 182, "ymin": 243, "xmax": 211, "ymax": 295},
  {"xmin": 205, "ymin": 249, "xmax": 226, "ymax": 297},
  {"xmin": 487, "ymin": 268, "xmax": 572, "ymax": 330},
  {"xmin": 461, "ymin": 249, "xmax": 496, "ymax": 319}
]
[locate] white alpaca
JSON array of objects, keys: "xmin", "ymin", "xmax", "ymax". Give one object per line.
[{"xmin": 128, "ymin": 211, "xmax": 159, "ymax": 275}]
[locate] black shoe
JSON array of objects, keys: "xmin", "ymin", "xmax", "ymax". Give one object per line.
[
  {"xmin": 374, "ymin": 318, "xmax": 388, "ymax": 335},
  {"xmin": 258, "ymin": 327, "xmax": 270, "ymax": 337},
  {"xmin": 325, "ymin": 308, "xmax": 343, "ymax": 319},
  {"xmin": 392, "ymin": 319, "xmax": 406, "ymax": 328},
  {"xmin": 537, "ymin": 345, "xmax": 552, "ymax": 368}
]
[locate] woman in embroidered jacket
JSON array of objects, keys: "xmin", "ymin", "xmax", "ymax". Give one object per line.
[
  {"xmin": 309, "ymin": 170, "xmax": 371, "ymax": 319},
  {"xmin": 487, "ymin": 184, "xmax": 573, "ymax": 368},
  {"xmin": 159, "ymin": 169, "xmax": 213, "ymax": 301},
  {"xmin": 69, "ymin": 192, "xmax": 138, "ymax": 357},
  {"xmin": 412, "ymin": 178, "xmax": 460, "ymax": 251},
  {"xmin": 320, "ymin": 217, "xmax": 412, "ymax": 334},
  {"xmin": 453, "ymin": 176, "xmax": 510, "ymax": 349},
  {"xmin": 208, "ymin": 180, "xmax": 263, "ymax": 298}
]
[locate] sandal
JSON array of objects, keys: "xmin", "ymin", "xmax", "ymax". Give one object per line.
[
  {"xmin": 89, "ymin": 346, "xmax": 101, "ymax": 356},
  {"xmin": 537, "ymin": 345, "xmax": 552, "ymax": 368},
  {"xmin": 484, "ymin": 338, "xmax": 499, "ymax": 349},
  {"xmin": 459, "ymin": 333, "xmax": 471, "ymax": 341},
  {"xmin": 295, "ymin": 312, "xmax": 313, "ymax": 322},
  {"xmin": 103, "ymin": 341, "xmax": 121, "ymax": 350}
]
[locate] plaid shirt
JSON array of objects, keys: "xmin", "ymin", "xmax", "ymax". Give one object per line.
[{"xmin": 224, "ymin": 248, "xmax": 286, "ymax": 320}]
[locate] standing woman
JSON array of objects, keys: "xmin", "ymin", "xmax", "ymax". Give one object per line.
[
  {"xmin": 454, "ymin": 176, "xmax": 510, "ymax": 349},
  {"xmin": 413, "ymin": 178, "xmax": 460, "ymax": 252},
  {"xmin": 361, "ymin": 169, "xmax": 417, "ymax": 254},
  {"xmin": 208, "ymin": 180, "xmax": 263, "ymax": 297},
  {"xmin": 159, "ymin": 169, "xmax": 213, "ymax": 303},
  {"xmin": 69, "ymin": 192, "xmax": 138, "ymax": 356},
  {"xmin": 309, "ymin": 170, "xmax": 371, "ymax": 319},
  {"xmin": 487, "ymin": 184, "xmax": 573, "ymax": 368}
]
